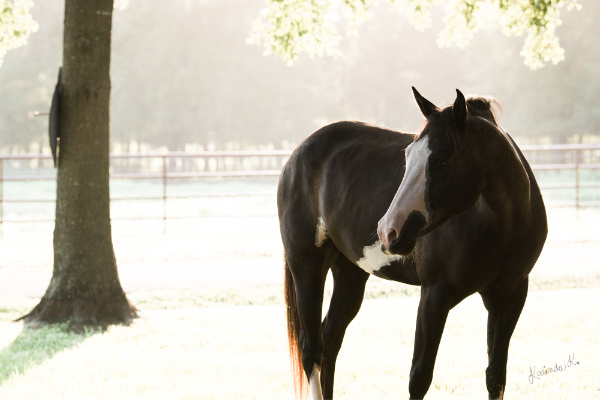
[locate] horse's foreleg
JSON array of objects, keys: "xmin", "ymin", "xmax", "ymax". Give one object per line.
[
  {"xmin": 408, "ymin": 285, "xmax": 452, "ymax": 400},
  {"xmin": 480, "ymin": 277, "xmax": 528, "ymax": 400},
  {"xmin": 321, "ymin": 260, "xmax": 369, "ymax": 399}
]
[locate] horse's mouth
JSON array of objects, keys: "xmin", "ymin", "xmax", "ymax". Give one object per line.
[
  {"xmin": 388, "ymin": 235, "xmax": 418, "ymax": 256},
  {"xmin": 381, "ymin": 244, "xmax": 416, "ymax": 259}
]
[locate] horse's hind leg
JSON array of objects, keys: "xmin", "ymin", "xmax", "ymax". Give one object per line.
[
  {"xmin": 287, "ymin": 247, "xmax": 336, "ymax": 399},
  {"xmin": 321, "ymin": 257, "xmax": 369, "ymax": 399},
  {"xmin": 480, "ymin": 277, "xmax": 528, "ymax": 400}
]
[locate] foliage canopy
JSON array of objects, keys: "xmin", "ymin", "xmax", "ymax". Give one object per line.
[
  {"xmin": 0, "ymin": 0, "xmax": 131, "ymax": 67},
  {"xmin": 248, "ymin": 0, "xmax": 582, "ymax": 69},
  {"xmin": 0, "ymin": 0, "xmax": 38, "ymax": 67}
]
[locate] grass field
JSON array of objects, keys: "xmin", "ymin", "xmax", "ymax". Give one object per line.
[
  {"xmin": 0, "ymin": 207, "xmax": 599, "ymax": 399},
  {"xmin": 0, "ymin": 289, "xmax": 598, "ymax": 399}
]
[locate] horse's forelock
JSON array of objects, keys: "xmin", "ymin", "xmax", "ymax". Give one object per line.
[
  {"xmin": 417, "ymin": 96, "xmax": 503, "ymax": 148},
  {"xmin": 417, "ymin": 106, "xmax": 461, "ymax": 149}
]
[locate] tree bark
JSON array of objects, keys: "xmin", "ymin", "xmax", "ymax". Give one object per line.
[{"xmin": 21, "ymin": 0, "xmax": 137, "ymax": 327}]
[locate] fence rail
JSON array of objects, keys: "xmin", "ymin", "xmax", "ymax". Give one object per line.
[{"xmin": 1, "ymin": 144, "xmax": 599, "ymax": 231}]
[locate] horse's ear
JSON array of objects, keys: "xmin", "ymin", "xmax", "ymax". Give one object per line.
[
  {"xmin": 453, "ymin": 89, "xmax": 467, "ymax": 128},
  {"xmin": 412, "ymin": 86, "xmax": 437, "ymax": 119}
]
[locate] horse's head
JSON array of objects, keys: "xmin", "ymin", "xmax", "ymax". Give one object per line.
[{"xmin": 377, "ymin": 87, "xmax": 484, "ymax": 255}]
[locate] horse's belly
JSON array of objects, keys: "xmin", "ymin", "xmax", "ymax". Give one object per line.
[{"xmin": 354, "ymin": 241, "xmax": 420, "ymax": 285}]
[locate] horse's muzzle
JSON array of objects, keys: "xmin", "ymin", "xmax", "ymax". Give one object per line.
[{"xmin": 382, "ymin": 210, "xmax": 427, "ymax": 256}]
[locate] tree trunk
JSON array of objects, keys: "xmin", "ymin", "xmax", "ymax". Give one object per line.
[{"xmin": 21, "ymin": 0, "xmax": 137, "ymax": 327}]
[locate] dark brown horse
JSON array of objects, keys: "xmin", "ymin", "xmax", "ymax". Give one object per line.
[{"xmin": 278, "ymin": 88, "xmax": 547, "ymax": 399}]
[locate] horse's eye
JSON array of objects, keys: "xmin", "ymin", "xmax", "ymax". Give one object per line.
[{"xmin": 431, "ymin": 159, "xmax": 448, "ymax": 168}]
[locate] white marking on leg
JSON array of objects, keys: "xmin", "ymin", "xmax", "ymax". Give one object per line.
[
  {"xmin": 356, "ymin": 240, "xmax": 404, "ymax": 274},
  {"xmin": 491, "ymin": 387, "xmax": 504, "ymax": 400},
  {"xmin": 309, "ymin": 363, "xmax": 324, "ymax": 400},
  {"xmin": 315, "ymin": 217, "xmax": 329, "ymax": 247}
]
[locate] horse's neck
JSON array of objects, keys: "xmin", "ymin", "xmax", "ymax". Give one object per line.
[{"xmin": 479, "ymin": 130, "xmax": 533, "ymax": 232}]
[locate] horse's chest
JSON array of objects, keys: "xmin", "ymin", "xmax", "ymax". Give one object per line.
[
  {"xmin": 354, "ymin": 241, "xmax": 419, "ymax": 284},
  {"xmin": 355, "ymin": 241, "xmax": 404, "ymax": 273}
]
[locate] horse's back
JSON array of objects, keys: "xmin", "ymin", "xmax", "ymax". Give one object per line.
[
  {"xmin": 283, "ymin": 121, "xmax": 413, "ymax": 171},
  {"xmin": 278, "ymin": 121, "xmax": 416, "ymax": 262},
  {"xmin": 279, "ymin": 121, "xmax": 414, "ymax": 201}
]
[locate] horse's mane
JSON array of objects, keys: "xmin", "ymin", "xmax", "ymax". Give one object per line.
[{"xmin": 466, "ymin": 96, "xmax": 502, "ymax": 127}]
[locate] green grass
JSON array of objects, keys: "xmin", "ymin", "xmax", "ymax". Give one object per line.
[
  {"xmin": 0, "ymin": 324, "xmax": 99, "ymax": 386},
  {"xmin": 0, "ymin": 287, "xmax": 599, "ymax": 399}
]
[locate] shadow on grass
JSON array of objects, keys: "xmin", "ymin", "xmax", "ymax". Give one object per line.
[{"xmin": 0, "ymin": 323, "xmax": 100, "ymax": 385}]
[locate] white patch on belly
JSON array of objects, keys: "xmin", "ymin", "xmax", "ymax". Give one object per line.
[
  {"xmin": 356, "ymin": 240, "xmax": 404, "ymax": 274},
  {"xmin": 315, "ymin": 217, "xmax": 329, "ymax": 247}
]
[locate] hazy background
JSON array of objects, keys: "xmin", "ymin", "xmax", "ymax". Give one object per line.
[
  {"xmin": 0, "ymin": 3, "xmax": 599, "ymax": 398},
  {"xmin": 1, "ymin": 0, "xmax": 598, "ymax": 153}
]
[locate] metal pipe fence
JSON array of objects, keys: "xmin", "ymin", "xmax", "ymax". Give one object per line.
[
  {"xmin": 0, "ymin": 144, "xmax": 599, "ymax": 232},
  {"xmin": 519, "ymin": 144, "xmax": 600, "ymax": 211}
]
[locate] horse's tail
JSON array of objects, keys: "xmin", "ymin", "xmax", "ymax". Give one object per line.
[{"xmin": 284, "ymin": 253, "xmax": 306, "ymax": 398}]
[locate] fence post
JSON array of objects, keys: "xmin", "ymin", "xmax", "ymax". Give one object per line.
[
  {"xmin": 575, "ymin": 148, "xmax": 580, "ymax": 218},
  {"xmin": 0, "ymin": 159, "xmax": 3, "ymax": 237},
  {"xmin": 162, "ymin": 155, "xmax": 168, "ymax": 234}
]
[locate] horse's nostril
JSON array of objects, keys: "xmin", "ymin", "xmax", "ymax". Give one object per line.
[{"xmin": 386, "ymin": 228, "xmax": 398, "ymax": 245}]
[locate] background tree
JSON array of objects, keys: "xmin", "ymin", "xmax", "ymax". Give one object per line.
[{"xmin": 20, "ymin": 0, "xmax": 137, "ymax": 327}]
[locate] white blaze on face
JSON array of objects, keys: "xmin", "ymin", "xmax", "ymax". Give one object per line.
[{"xmin": 378, "ymin": 136, "xmax": 431, "ymax": 249}]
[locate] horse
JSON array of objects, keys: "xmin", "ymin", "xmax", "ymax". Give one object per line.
[{"xmin": 277, "ymin": 87, "xmax": 548, "ymax": 400}]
